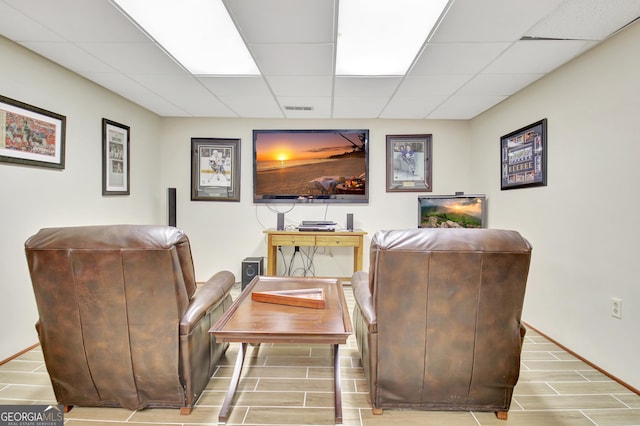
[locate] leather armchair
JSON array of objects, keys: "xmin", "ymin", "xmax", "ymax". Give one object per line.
[
  {"xmin": 24, "ymin": 225, "xmax": 235, "ymax": 414},
  {"xmin": 352, "ymin": 228, "xmax": 532, "ymax": 420}
]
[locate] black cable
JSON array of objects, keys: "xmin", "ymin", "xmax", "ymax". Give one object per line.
[{"xmin": 278, "ymin": 246, "xmax": 290, "ymax": 276}]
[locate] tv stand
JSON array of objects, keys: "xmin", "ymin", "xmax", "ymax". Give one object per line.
[{"xmin": 263, "ymin": 229, "xmax": 367, "ymax": 279}]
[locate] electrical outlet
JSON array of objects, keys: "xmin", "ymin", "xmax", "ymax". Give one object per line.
[{"xmin": 611, "ymin": 297, "xmax": 622, "ymax": 319}]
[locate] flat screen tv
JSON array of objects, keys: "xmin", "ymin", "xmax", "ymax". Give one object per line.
[
  {"xmin": 418, "ymin": 194, "xmax": 487, "ymax": 228},
  {"xmin": 253, "ymin": 129, "xmax": 369, "ymax": 204}
]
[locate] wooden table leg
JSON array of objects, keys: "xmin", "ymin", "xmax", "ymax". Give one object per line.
[
  {"xmin": 218, "ymin": 342, "xmax": 248, "ymax": 423},
  {"xmin": 353, "ymin": 236, "xmax": 363, "ymax": 273},
  {"xmin": 267, "ymin": 235, "xmax": 277, "ymax": 275},
  {"xmin": 333, "ymin": 344, "xmax": 343, "ymax": 424}
]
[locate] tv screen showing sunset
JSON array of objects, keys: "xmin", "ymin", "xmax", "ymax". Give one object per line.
[{"xmin": 253, "ymin": 130, "xmax": 368, "ymax": 203}]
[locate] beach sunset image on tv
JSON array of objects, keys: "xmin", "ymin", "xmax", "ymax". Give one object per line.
[{"xmin": 253, "ymin": 130, "xmax": 368, "ymax": 203}]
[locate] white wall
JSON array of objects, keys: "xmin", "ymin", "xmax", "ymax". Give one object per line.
[
  {"xmin": 159, "ymin": 118, "xmax": 471, "ymax": 281},
  {"xmin": 0, "ymin": 37, "xmax": 163, "ymax": 360},
  {"xmin": 470, "ymin": 21, "xmax": 640, "ymax": 389}
]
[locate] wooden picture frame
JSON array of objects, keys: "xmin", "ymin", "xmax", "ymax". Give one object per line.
[
  {"xmin": 0, "ymin": 95, "xmax": 66, "ymax": 169},
  {"xmin": 386, "ymin": 134, "xmax": 432, "ymax": 192},
  {"xmin": 501, "ymin": 119, "xmax": 547, "ymax": 190},
  {"xmin": 191, "ymin": 137, "xmax": 240, "ymax": 201},
  {"xmin": 102, "ymin": 118, "xmax": 130, "ymax": 195}
]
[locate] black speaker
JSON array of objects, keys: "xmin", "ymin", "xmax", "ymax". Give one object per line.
[
  {"xmin": 241, "ymin": 257, "xmax": 264, "ymax": 289},
  {"xmin": 277, "ymin": 212, "xmax": 285, "ymax": 230},
  {"xmin": 346, "ymin": 213, "xmax": 354, "ymax": 231},
  {"xmin": 168, "ymin": 187, "xmax": 176, "ymax": 227}
]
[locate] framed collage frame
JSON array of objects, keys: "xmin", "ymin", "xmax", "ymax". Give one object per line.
[
  {"xmin": 386, "ymin": 134, "xmax": 432, "ymax": 192},
  {"xmin": 500, "ymin": 119, "xmax": 547, "ymax": 190},
  {"xmin": 0, "ymin": 94, "xmax": 66, "ymax": 169},
  {"xmin": 102, "ymin": 118, "xmax": 130, "ymax": 195},
  {"xmin": 191, "ymin": 137, "xmax": 240, "ymax": 201}
]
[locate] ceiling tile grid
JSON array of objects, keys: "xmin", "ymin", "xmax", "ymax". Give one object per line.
[{"xmin": 0, "ymin": 0, "xmax": 638, "ymax": 119}]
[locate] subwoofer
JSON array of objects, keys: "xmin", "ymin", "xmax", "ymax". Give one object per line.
[{"xmin": 241, "ymin": 257, "xmax": 264, "ymax": 290}]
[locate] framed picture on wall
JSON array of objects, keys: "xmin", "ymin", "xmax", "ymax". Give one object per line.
[
  {"xmin": 191, "ymin": 137, "xmax": 240, "ymax": 201},
  {"xmin": 500, "ymin": 119, "xmax": 547, "ymax": 190},
  {"xmin": 0, "ymin": 94, "xmax": 66, "ymax": 169},
  {"xmin": 386, "ymin": 134, "xmax": 432, "ymax": 192},
  {"xmin": 102, "ymin": 118, "xmax": 130, "ymax": 195}
]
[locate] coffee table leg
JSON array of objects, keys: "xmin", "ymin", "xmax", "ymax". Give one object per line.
[
  {"xmin": 334, "ymin": 344, "xmax": 343, "ymax": 424},
  {"xmin": 218, "ymin": 342, "xmax": 248, "ymax": 423}
]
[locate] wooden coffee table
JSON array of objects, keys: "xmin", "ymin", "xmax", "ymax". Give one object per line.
[{"xmin": 209, "ymin": 276, "xmax": 352, "ymax": 424}]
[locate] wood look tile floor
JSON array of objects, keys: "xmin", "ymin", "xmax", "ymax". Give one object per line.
[{"xmin": 1, "ymin": 282, "xmax": 639, "ymax": 425}]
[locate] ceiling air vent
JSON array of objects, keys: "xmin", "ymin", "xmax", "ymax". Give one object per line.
[{"xmin": 284, "ymin": 106, "xmax": 314, "ymax": 111}]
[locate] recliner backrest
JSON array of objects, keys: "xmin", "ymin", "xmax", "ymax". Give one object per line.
[
  {"xmin": 24, "ymin": 225, "xmax": 197, "ymax": 409},
  {"xmin": 368, "ymin": 228, "xmax": 531, "ymax": 407}
]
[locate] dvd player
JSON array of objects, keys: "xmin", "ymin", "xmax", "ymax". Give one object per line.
[
  {"xmin": 301, "ymin": 220, "xmax": 336, "ymax": 226},
  {"xmin": 298, "ymin": 225, "xmax": 336, "ymax": 232}
]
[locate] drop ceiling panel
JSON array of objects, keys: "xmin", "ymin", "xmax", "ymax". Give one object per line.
[
  {"xmin": 332, "ymin": 97, "xmax": 388, "ymax": 118},
  {"xmin": 0, "ymin": 2, "xmax": 65, "ymax": 42},
  {"xmin": 250, "ymin": 43, "xmax": 334, "ymax": 76},
  {"xmin": 266, "ymin": 76, "xmax": 333, "ymax": 97},
  {"xmin": 225, "ymin": 0, "xmax": 335, "ymax": 43},
  {"xmin": 4, "ymin": 0, "xmax": 150, "ymax": 42},
  {"xmin": 334, "ymin": 77, "xmax": 402, "ymax": 97},
  {"xmin": 178, "ymin": 99, "xmax": 239, "ymax": 117},
  {"xmin": 128, "ymin": 74, "xmax": 234, "ymax": 117},
  {"xmin": 81, "ymin": 71, "xmax": 190, "ymax": 116},
  {"xmin": 427, "ymin": 95, "xmax": 507, "ymax": 119},
  {"xmin": 77, "ymin": 42, "xmax": 185, "ymax": 75},
  {"xmin": 430, "ymin": 0, "xmax": 565, "ymax": 42},
  {"xmin": 198, "ymin": 76, "xmax": 273, "ymax": 98},
  {"xmin": 21, "ymin": 42, "xmax": 116, "ymax": 73},
  {"xmin": 457, "ymin": 73, "xmax": 543, "ymax": 96},
  {"xmin": 484, "ymin": 40, "xmax": 595, "ymax": 74},
  {"xmin": 525, "ymin": 0, "xmax": 640, "ymax": 40},
  {"xmin": 219, "ymin": 95, "xmax": 283, "ymax": 118},
  {"xmin": 380, "ymin": 96, "xmax": 448, "ymax": 119},
  {"xmin": 395, "ymin": 75, "xmax": 473, "ymax": 97},
  {"xmin": 410, "ymin": 42, "xmax": 510, "ymax": 75}
]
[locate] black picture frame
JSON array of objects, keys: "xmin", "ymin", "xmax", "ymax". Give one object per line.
[
  {"xmin": 102, "ymin": 118, "xmax": 130, "ymax": 195},
  {"xmin": 191, "ymin": 137, "xmax": 240, "ymax": 202},
  {"xmin": 0, "ymin": 94, "xmax": 66, "ymax": 169},
  {"xmin": 501, "ymin": 119, "xmax": 547, "ymax": 190},
  {"xmin": 386, "ymin": 134, "xmax": 432, "ymax": 192}
]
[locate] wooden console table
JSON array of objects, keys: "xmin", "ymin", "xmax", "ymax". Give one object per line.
[{"xmin": 264, "ymin": 229, "xmax": 367, "ymax": 278}]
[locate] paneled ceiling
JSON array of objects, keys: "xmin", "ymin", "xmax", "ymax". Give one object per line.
[{"xmin": 1, "ymin": 0, "xmax": 639, "ymax": 119}]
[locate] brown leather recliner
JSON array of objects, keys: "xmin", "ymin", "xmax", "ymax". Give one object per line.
[
  {"xmin": 352, "ymin": 228, "xmax": 532, "ymax": 420},
  {"xmin": 24, "ymin": 225, "xmax": 235, "ymax": 414}
]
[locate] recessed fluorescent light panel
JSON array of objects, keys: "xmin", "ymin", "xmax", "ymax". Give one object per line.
[
  {"xmin": 112, "ymin": 0, "xmax": 259, "ymax": 75},
  {"xmin": 336, "ymin": 0, "xmax": 449, "ymax": 75}
]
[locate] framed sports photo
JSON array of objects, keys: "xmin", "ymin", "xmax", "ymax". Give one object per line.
[
  {"xmin": 0, "ymin": 95, "xmax": 66, "ymax": 169},
  {"xmin": 500, "ymin": 119, "xmax": 547, "ymax": 190},
  {"xmin": 191, "ymin": 138, "xmax": 240, "ymax": 201},
  {"xmin": 102, "ymin": 118, "xmax": 130, "ymax": 195},
  {"xmin": 386, "ymin": 134, "xmax": 432, "ymax": 192}
]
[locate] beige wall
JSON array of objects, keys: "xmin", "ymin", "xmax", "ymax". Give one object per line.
[
  {"xmin": 158, "ymin": 117, "xmax": 471, "ymax": 280},
  {"xmin": 0, "ymin": 36, "xmax": 163, "ymax": 359},
  {"xmin": 1, "ymin": 18, "xmax": 639, "ymax": 391},
  {"xmin": 470, "ymin": 21, "xmax": 640, "ymax": 388}
]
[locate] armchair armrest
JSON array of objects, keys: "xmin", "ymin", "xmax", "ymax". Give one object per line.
[
  {"xmin": 352, "ymin": 271, "xmax": 376, "ymax": 330},
  {"xmin": 180, "ymin": 270, "xmax": 235, "ymax": 335}
]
